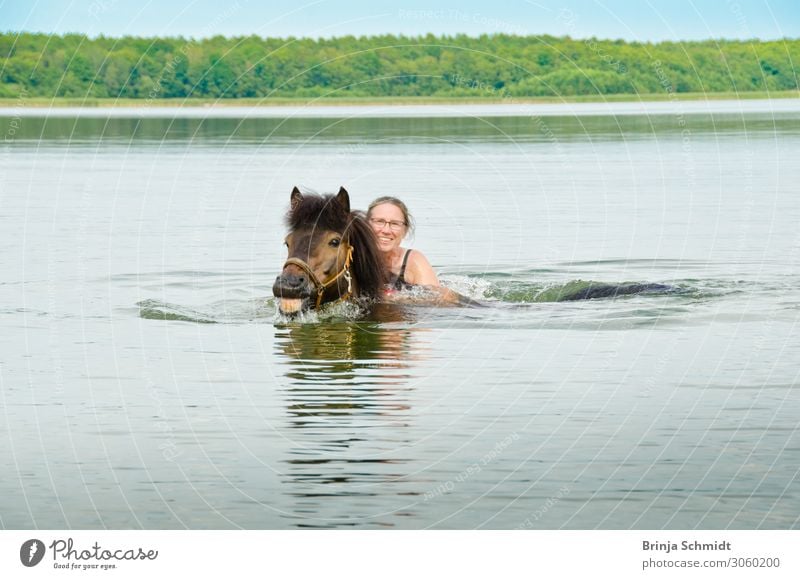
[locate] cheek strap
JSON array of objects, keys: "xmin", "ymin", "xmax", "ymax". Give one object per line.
[{"xmin": 281, "ymin": 245, "xmax": 354, "ymax": 309}]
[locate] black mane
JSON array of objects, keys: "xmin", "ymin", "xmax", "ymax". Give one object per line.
[{"xmin": 286, "ymin": 193, "xmax": 386, "ymax": 299}]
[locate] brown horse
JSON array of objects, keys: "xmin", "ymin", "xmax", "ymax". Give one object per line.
[{"xmin": 273, "ymin": 187, "xmax": 386, "ymax": 315}]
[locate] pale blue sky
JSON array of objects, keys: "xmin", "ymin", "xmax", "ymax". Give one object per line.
[{"xmin": 1, "ymin": 0, "xmax": 797, "ymax": 41}]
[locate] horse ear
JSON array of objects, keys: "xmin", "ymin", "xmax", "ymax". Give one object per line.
[
  {"xmin": 336, "ymin": 187, "xmax": 350, "ymax": 213},
  {"xmin": 290, "ymin": 187, "xmax": 303, "ymax": 211}
]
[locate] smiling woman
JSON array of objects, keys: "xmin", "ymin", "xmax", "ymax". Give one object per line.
[
  {"xmin": 367, "ymin": 196, "xmax": 459, "ymax": 302},
  {"xmin": 367, "ymin": 196, "xmax": 429, "ymax": 287}
]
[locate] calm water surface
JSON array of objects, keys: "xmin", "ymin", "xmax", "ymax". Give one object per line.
[{"xmin": 1, "ymin": 101, "xmax": 799, "ymax": 529}]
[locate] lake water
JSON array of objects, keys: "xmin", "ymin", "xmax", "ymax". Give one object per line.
[{"xmin": 1, "ymin": 101, "xmax": 799, "ymax": 529}]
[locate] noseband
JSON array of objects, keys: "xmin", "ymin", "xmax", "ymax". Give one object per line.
[{"xmin": 281, "ymin": 245, "xmax": 354, "ymax": 309}]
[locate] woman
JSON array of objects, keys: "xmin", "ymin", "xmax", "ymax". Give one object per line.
[{"xmin": 367, "ymin": 196, "xmax": 458, "ymax": 302}]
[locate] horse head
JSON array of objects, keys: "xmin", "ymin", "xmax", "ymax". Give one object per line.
[{"xmin": 273, "ymin": 187, "xmax": 385, "ymax": 316}]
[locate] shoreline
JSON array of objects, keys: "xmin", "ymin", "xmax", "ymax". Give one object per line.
[
  {"xmin": 1, "ymin": 90, "xmax": 798, "ymax": 108},
  {"xmin": 2, "ymin": 96, "xmax": 799, "ymax": 120}
]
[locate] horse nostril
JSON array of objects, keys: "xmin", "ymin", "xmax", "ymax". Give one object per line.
[{"xmin": 297, "ymin": 276, "xmax": 306, "ymax": 285}]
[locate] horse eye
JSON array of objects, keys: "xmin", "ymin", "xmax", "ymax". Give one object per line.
[{"xmin": 329, "ymin": 238, "xmax": 341, "ymax": 247}]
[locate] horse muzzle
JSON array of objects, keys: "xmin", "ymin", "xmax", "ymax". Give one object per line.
[{"xmin": 272, "ymin": 275, "xmax": 313, "ymax": 315}]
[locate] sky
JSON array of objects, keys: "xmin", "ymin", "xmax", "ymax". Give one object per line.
[{"xmin": 1, "ymin": 0, "xmax": 798, "ymax": 41}]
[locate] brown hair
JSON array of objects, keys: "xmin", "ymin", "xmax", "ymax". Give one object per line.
[{"xmin": 367, "ymin": 196, "xmax": 415, "ymax": 236}]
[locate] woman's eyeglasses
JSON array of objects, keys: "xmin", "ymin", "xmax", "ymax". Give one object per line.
[{"xmin": 369, "ymin": 218, "xmax": 406, "ymax": 231}]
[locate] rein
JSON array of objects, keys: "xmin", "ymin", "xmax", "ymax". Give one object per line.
[{"xmin": 282, "ymin": 245, "xmax": 354, "ymax": 309}]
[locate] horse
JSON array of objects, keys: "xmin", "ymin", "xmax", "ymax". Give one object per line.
[{"xmin": 272, "ymin": 187, "xmax": 386, "ymax": 316}]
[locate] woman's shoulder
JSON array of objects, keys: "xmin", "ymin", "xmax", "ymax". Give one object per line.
[
  {"xmin": 403, "ymin": 248, "xmax": 429, "ymax": 262},
  {"xmin": 402, "ymin": 248, "xmax": 439, "ymax": 286},
  {"xmin": 401, "ymin": 248, "xmax": 432, "ymax": 269}
]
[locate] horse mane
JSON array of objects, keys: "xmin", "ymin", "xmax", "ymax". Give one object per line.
[
  {"xmin": 286, "ymin": 193, "xmax": 386, "ymax": 299},
  {"xmin": 346, "ymin": 210, "xmax": 386, "ymax": 298}
]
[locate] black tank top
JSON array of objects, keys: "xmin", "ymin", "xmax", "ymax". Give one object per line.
[{"xmin": 390, "ymin": 249, "xmax": 413, "ymax": 290}]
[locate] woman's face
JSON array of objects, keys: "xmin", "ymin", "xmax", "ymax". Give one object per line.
[{"xmin": 368, "ymin": 202, "xmax": 407, "ymax": 253}]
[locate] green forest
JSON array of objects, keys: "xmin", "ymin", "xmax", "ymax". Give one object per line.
[{"xmin": 1, "ymin": 32, "xmax": 798, "ymax": 99}]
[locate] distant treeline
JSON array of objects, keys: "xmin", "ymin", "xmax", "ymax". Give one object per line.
[{"xmin": 1, "ymin": 32, "xmax": 798, "ymax": 99}]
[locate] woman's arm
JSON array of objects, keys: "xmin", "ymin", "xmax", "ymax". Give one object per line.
[
  {"xmin": 405, "ymin": 250, "xmax": 440, "ymax": 286},
  {"xmin": 405, "ymin": 251, "xmax": 460, "ymax": 304}
]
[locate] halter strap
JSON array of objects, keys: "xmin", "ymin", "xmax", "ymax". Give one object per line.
[{"xmin": 282, "ymin": 245, "xmax": 354, "ymax": 309}]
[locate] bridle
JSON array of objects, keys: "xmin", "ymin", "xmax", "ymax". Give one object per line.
[{"xmin": 281, "ymin": 245, "xmax": 354, "ymax": 309}]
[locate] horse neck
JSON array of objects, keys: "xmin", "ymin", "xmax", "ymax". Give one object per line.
[{"xmin": 318, "ymin": 272, "xmax": 356, "ymax": 306}]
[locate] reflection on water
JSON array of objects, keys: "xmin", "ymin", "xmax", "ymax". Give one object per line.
[
  {"xmin": 274, "ymin": 319, "xmax": 428, "ymax": 527},
  {"xmin": 4, "ymin": 107, "xmax": 800, "ymax": 144}
]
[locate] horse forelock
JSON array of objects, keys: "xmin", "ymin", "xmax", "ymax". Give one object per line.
[{"xmin": 286, "ymin": 193, "xmax": 349, "ymax": 233}]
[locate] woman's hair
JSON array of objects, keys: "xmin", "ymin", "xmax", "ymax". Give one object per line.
[{"xmin": 367, "ymin": 196, "xmax": 415, "ymax": 236}]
